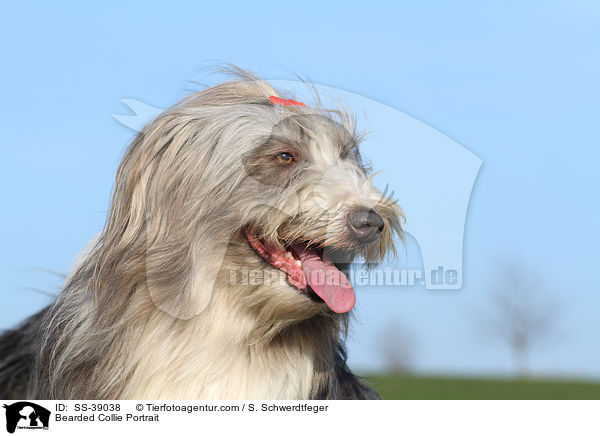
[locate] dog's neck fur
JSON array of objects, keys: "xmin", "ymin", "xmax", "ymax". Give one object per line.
[
  {"xmin": 120, "ymin": 243, "xmax": 343, "ymax": 399},
  {"xmin": 124, "ymin": 307, "xmax": 333, "ymax": 399}
]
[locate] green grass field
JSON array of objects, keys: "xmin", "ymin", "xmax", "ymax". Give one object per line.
[{"xmin": 364, "ymin": 374, "xmax": 600, "ymax": 399}]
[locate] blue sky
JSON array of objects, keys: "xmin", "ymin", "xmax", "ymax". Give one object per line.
[{"xmin": 1, "ymin": 1, "xmax": 599, "ymax": 377}]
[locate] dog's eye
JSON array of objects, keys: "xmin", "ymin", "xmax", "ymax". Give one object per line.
[{"xmin": 275, "ymin": 152, "xmax": 296, "ymax": 164}]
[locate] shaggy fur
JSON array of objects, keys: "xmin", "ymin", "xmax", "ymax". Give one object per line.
[{"xmin": 0, "ymin": 68, "xmax": 403, "ymax": 399}]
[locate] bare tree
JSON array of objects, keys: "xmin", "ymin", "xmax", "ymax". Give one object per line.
[
  {"xmin": 376, "ymin": 321, "xmax": 417, "ymax": 373},
  {"xmin": 477, "ymin": 262, "xmax": 563, "ymax": 376}
]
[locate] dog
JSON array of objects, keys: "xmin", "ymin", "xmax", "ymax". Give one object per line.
[{"xmin": 0, "ymin": 68, "xmax": 403, "ymax": 399}]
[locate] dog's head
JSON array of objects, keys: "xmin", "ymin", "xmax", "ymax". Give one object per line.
[
  {"xmin": 238, "ymin": 111, "xmax": 403, "ymax": 315},
  {"xmin": 97, "ymin": 70, "xmax": 403, "ymax": 322}
]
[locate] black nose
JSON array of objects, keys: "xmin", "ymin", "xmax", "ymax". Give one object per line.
[{"xmin": 348, "ymin": 208, "xmax": 384, "ymax": 243}]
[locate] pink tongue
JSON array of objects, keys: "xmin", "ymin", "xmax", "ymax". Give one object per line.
[{"xmin": 296, "ymin": 250, "xmax": 356, "ymax": 314}]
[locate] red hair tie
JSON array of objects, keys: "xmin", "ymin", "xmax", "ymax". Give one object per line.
[{"xmin": 269, "ymin": 96, "xmax": 306, "ymax": 107}]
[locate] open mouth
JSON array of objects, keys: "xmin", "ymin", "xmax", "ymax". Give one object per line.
[{"xmin": 244, "ymin": 227, "xmax": 356, "ymax": 314}]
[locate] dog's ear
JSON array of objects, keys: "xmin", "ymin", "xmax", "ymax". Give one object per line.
[
  {"xmin": 98, "ymin": 123, "xmax": 232, "ymax": 320},
  {"xmin": 141, "ymin": 133, "xmax": 234, "ymax": 320}
]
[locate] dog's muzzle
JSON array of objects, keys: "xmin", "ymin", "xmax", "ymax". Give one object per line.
[{"xmin": 347, "ymin": 207, "xmax": 384, "ymax": 243}]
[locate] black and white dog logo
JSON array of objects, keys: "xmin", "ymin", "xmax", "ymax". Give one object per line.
[{"xmin": 3, "ymin": 402, "xmax": 50, "ymax": 433}]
